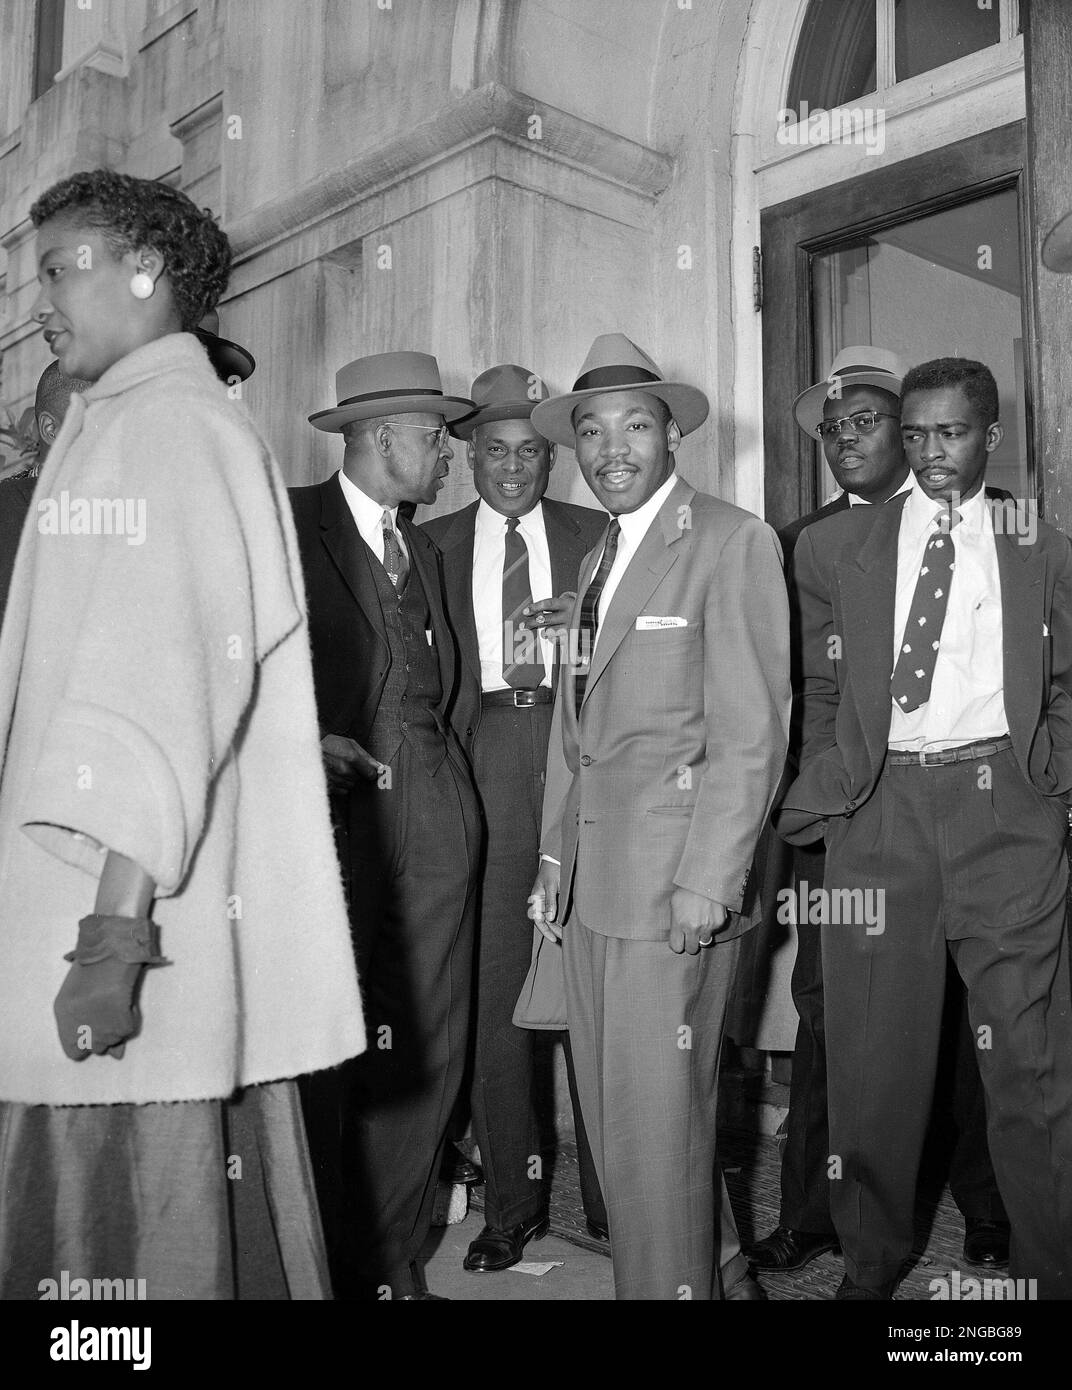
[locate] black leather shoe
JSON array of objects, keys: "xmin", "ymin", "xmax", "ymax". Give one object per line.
[
  {"xmin": 962, "ymin": 1219, "xmax": 1010, "ymax": 1269},
  {"xmin": 462, "ymin": 1213, "xmax": 550, "ymax": 1272},
  {"xmin": 585, "ymin": 1218, "xmax": 610, "ymax": 1242},
  {"xmin": 834, "ymin": 1276, "xmax": 894, "ymax": 1300},
  {"xmin": 441, "ymin": 1145, "xmax": 483, "ymax": 1186},
  {"xmin": 725, "ymin": 1272, "xmax": 767, "ymax": 1300},
  {"xmin": 745, "ymin": 1225, "xmax": 840, "ymax": 1273}
]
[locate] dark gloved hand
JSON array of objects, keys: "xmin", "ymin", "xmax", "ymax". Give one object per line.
[{"xmin": 53, "ymin": 915, "xmax": 168, "ymax": 1062}]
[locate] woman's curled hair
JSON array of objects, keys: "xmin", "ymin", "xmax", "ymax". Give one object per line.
[{"xmin": 29, "ymin": 169, "xmax": 232, "ymax": 331}]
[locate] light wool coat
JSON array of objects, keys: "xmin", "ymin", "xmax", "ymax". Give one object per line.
[{"xmin": 0, "ymin": 334, "xmax": 365, "ymax": 1105}]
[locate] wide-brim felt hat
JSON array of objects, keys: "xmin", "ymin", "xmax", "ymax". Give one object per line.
[
  {"xmin": 309, "ymin": 350, "xmax": 474, "ymax": 433},
  {"xmin": 792, "ymin": 345, "xmax": 909, "ymax": 436},
  {"xmin": 453, "ymin": 363, "xmax": 551, "ymax": 440},
  {"xmin": 1042, "ymin": 209, "xmax": 1072, "ymax": 273},
  {"xmin": 530, "ymin": 334, "xmax": 709, "ymax": 448},
  {"xmin": 194, "ymin": 311, "xmax": 256, "ymax": 383}
]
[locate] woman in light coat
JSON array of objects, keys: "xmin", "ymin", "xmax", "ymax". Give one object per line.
[{"xmin": 0, "ymin": 170, "xmax": 364, "ymax": 1299}]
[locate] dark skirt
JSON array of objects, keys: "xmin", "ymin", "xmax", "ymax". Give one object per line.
[{"xmin": 0, "ymin": 1080, "xmax": 330, "ymax": 1299}]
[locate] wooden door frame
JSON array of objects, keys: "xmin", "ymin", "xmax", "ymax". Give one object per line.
[{"xmin": 760, "ymin": 121, "xmax": 1029, "ymax": 533}]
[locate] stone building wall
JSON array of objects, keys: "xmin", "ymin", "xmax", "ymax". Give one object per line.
[{"xmin": 0, "ymin": 0, "xmax": 750, "ymax": 515}]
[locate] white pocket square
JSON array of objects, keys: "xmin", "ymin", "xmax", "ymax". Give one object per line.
[
  {"xmin": 1044, "ymin": 623, "xmax": 1051, "ymax": 637},
  {"xmin": 635, "ymin": 615, "xmax": 687, "ymax": 630}
]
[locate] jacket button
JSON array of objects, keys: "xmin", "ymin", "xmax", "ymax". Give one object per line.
[
  {"xmin": 580, "ymin": 754, "xmax": 592, "ymax": 766},
  {"xmin": 465, "ymin": 727, "xmax": 474, "ymax": 737}
]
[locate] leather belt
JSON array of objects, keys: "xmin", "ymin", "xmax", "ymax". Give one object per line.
[
  {"xmin": 886, "ymin": 735, "xmax": 1012, "ymax": 767},
  {"xmin": 481, "ymin": 688, "xmax": 552, "ymax": 709}
]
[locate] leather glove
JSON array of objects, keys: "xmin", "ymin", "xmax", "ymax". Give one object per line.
[{"xmin": 53, "ymin": 915, "xmax": 168, "ymax": 1061}]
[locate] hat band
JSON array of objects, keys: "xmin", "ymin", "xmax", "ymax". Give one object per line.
[
  {"xmin": 828, "ymin": 365, "xmax": 897, "ymax": 378},
  {"xmin": 336, "ymin": 386, "xmax": 445, "ymax": 408},
  {"xmin": 571, "ymin": 365, "xmax": 662, "ymax": 392}
]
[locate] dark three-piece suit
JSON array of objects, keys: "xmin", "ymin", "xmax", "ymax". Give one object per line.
[{"xmin": 289, "ymin": 474, "xmax": 482, "ymax": 1297}]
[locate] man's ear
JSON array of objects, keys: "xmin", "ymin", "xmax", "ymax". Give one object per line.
[
  {"xmin": 666, "ymin": 416, "xmax": 682, "ymax": 452},
  {"xmin": 985, "ymin": 421, "xmax": 1004, "ymax": 454},
  {"xmin": 547, "ymin": 442, "xmax": 557, "ymax": 472},
  {"xmin": 466, "ymin": 439, "xmax": 476, "ymax": 473},
  {"xmin": 37, "ymin": 409, "xmax": 59, "ymax": 444}
]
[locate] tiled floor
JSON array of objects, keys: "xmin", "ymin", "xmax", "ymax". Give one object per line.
[{"xmin": 421, "ymin": 1130, "xmax": 981, "ymax": 1301}]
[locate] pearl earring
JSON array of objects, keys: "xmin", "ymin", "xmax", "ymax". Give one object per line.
[{"xmin": 130, "ymin": 272, "xmax": 155, "ymax": 300}]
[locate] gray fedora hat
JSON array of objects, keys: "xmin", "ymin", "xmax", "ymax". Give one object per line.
[
  {"xmin": 792, "ymin": 345, "xmax": 908, "ymax": 437},
  {"xmin": 530, "ymin": 334, "xmax": 709, "ymax": 448},
  {"xmin": 309, "ymin": 351, "xmax": 474, "ymax": 433},
  {"xmin": 452, "ymin": 363, "xmax": 551, "ymax": 441}
]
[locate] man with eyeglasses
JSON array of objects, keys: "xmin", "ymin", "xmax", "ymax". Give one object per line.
[
  {"xmin": 290, "ymin": 352, "xmax": 483, "ymax": 1300},
  {"xmin": 777, "ymin": 356, "xmax": 1072, "ymax": 1299},
  {"xmin": 748, "ymin": 347, "xmax": 1010, "ymax": 1284}
]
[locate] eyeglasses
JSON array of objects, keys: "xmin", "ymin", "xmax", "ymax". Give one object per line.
[
  {"xmin": 385, "ymin": 421, "xmax": 450, "ymax": 447},
  {"xmin": 815, "ymin": 411, "xmax": 899, "ymax": 440}
]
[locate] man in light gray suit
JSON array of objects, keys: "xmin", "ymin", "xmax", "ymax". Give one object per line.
[{"xmin": 526, "ymin": 335, "xmax": 791, "ymax": 1299}]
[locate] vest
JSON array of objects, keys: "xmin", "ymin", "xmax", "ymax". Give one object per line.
[{"xmin": 364, "ymin": 543, "xmax": 446, "ymax": 772}]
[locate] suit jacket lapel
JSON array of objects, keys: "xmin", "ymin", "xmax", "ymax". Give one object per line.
[
  {"xmin": 544, "ymin": 500, "xmax": 587, "ymax": 595},
  {"xmin": 431, "ymin": 501, "xmax": 481, "ymax": 688},
  {"xmin": 580, "ymin": 477, "xmax": 690, "ymax": 711},
  {"xmin": 838, "ymin": 494, "xmax": 904, "ymax": 775},
  {"xmin": 995, "ymin": 520, "xmax": 1044, "ymax": 762},
  {"xmin": 319, "ymin": 476, "xmax": 388, "ymax": 646}
]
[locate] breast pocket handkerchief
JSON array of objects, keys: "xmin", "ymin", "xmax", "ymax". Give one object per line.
[{"xmin": 635, "ymin": 616, "xmax": 687, "ymax": 630}]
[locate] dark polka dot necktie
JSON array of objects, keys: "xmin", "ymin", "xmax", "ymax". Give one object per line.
[{"xmin": 890, "ymin": 507, "xmax": 961, "ymax": 714}]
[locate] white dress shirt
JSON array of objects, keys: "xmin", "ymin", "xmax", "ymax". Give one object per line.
[
  {"xmin": 337, "ymin": 470, "xmax": 407, "ymax": 566},
  {"xmin": 592, "ymin": 472, "xmax": 678, "ymax": 655},
  {"xmin": 888, "ymin": 481, "xmax": 1007, "ymax": 752},
  {"xmin": 472, "ymin": 499, "xmax": 554, "ymax": 691}
]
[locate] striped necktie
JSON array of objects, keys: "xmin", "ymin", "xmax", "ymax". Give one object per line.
[
  {"xmin": 890, "ymin": 507, "xmax": 960, "ymax": 714},
  {"xmin": 502, "ymin": 517, "xmax": 545, "ymax": 688},
  {"xmin": 574, "ymin": 517, "xmax": 621, "ymax": 718},
  {"xmin": 381, "ymin": 510, "xmax": 409, "ymax": 591}
]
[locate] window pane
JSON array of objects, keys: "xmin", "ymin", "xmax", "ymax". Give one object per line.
[
  {"xmin": 810, "ymin": 187, "xmax": 1028, "ymax": 501},
  {"xmin": 787, "ymin": 0, "xmax": 876, "ymax": 113},
  {"xmin": 894, "ymin": 0, "xmax": 1001, "ymax": 82},
  {"xmin": 32, "ymin": 0, "xmax": 65, "ymax": 101}
]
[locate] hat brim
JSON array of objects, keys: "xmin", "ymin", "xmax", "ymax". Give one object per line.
[
  {"xmin": 1042, "ymin": 210, "xmax": 1072, "ymax": 273},
  {"xmin": 309, "ymin": 394, "xmax": 476, "ymax": 433},
  {"xmin": 530, "ymin": 381, "xmax": 709, "ymax": 448},
  {"xmin": 194, "ymin": 329, "xmax": 256, "ymax": 384},
  {"xmin": 453, "ymin": 401, "xmax": 547, "ymax": 441},
  {"xmin": 792, "ymin": 369, "xmax": 903, "ymax": 437}
]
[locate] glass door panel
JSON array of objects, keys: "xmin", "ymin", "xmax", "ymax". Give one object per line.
[{"xmin": 810, "ymin": 185, "xmax": 1027, "ymax": 502}]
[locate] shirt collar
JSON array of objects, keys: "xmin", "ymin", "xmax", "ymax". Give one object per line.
[
  {"xmin": 902, "ymin": 475, "xmax": 988, "ymax": 539},
  {"xmin": 337, "ymin": 470, "xmax": 397, "ymax": 530},
  {"xmin": 475, "ymin": 496, "xmax": 546, "ymax": 538},
  {"xmin": 616, "ymin": 471, "xmax": 679, "ymax": 542},
  {"xmin": 845, "ymin": 473, "xmax": 914, "ymax": 506}
]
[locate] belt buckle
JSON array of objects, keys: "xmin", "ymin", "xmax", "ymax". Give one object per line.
[{"xmin": 513, "ymin": 689, "xmax": 537, "ymax": 708}]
